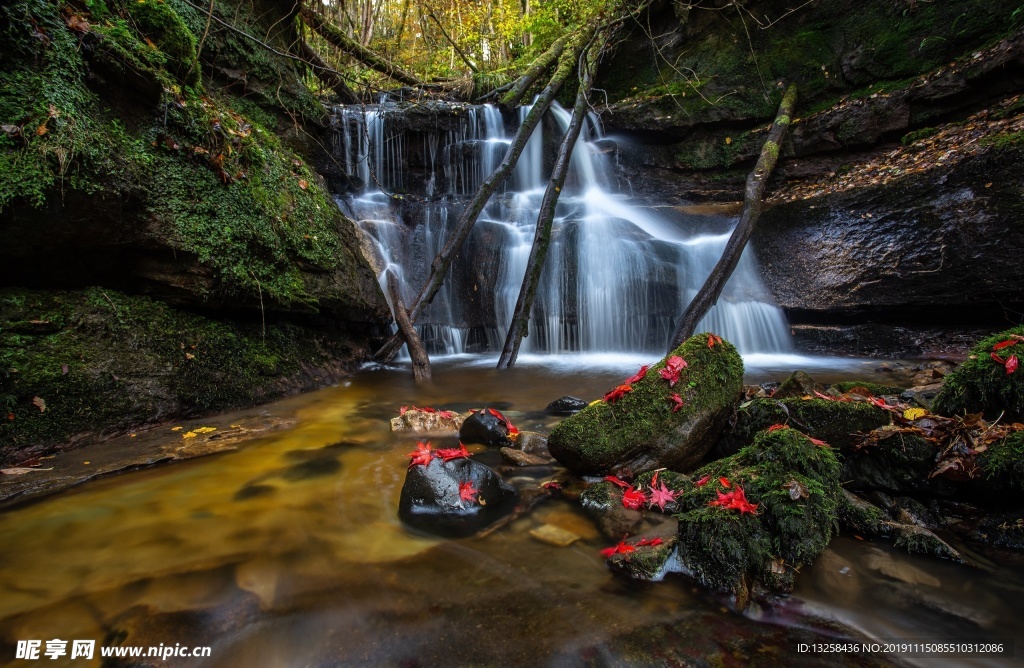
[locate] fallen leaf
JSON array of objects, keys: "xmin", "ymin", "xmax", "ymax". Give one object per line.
[
  {"xmin": 171, "ymin": 426, "xmax": 183, "ymax": 431},
  {"xmin": 182, "ymin": 431, "xmax": 198, "ymax": 439},
  {"xmin": 298, "ymin": 179, "xmax": 308, "ymax": 190},
  {"xmin": 621, "ymin": 486, "xmax": 647, "ymax": 510},
  {"xmin": 31, "ymin": 396, "xmax": 46, "ymax": 412},
  {"xmin": 193, "ymin": 426, "xmax": 217, "ymax": 434},
  {"xmin": 36, "ymin": 122, "xmax": 48, "ymax": 137},
  {"xmin": 603, "ymin": 384, "xmax": 633, "ymax": 403},
  {"xmin": 406, "ymin": 441, "xmax": 433, "ymax": 467},
  {"xmin": 458, "ymin": 480, "xmax": 479, "ymax": 504}
]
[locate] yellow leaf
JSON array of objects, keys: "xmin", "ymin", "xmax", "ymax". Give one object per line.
[
  {"xmin": 194, "ymin": 426, "xmax": 217, "ymax": 434},
  {"xmin": 903, "ymin": 407, "xmax": 927, "ymax": 420},
  {"xmin": 171, "ymin": 426, "xmax": 183, "ymax": 431},
  {"xmin": 182, "ymin": 431, "xmax": 198, "ymax": 439},
  {"xmin": 725, "ymin": 136, "xmax": 732, "ymax": 145}
]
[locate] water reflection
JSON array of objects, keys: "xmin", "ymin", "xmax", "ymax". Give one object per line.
[{"xmin": 0, "ymin": 361, "xmax": 1019, "ymax": 666}]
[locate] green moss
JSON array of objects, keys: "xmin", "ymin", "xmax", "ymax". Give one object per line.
[
  {"xmin": 0, "ymin": 288, "xmax": 359, "ymax": 462},
  {"xmin": 548, "ymin": 333, "xmax": 744, "ymax": 474},
  {"xmin": 979, "ymin": 431, "xmax": 1024, "ymax": 492},
  {"xmin": 721, "ymin": 397, "xmax": 891, "ymax": 455},
  {"xmin": 675, "ymin": 428, "xmax": 840, "ymax": 595},
  {"xmin": 932, "ymin": 325, "xmax": 1024, "ymax": 420},
  {"xmin": 130, "ymin": 0, "xmax": 199, "ymax": 84},
  {"xmin": 980, "ymin": 129, "xmax": 1024, "ymax": 149},
  {"xmin": 837, "ymin": 489, "xmax": 889, "ymax": 535},
  {"xmin": 901, "ymin": 127, "xmax": 939, "ymax": 145},
  {"xmin": 830, "ymin": 381, "xmax": 907, "ymax": 395}
]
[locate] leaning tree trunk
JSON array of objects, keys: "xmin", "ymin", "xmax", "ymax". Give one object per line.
[
  {"xmin": 301, "ymin": 6, "xmax": 425, "ymax": 87},
  {"xmin": 295, "ymin": 40, "xmax": 360, "ymax": 104},
  {"xmin": 496, "ymin": 31, "xmax": 570, "ymax": 107},
  {"xmin": 667, "ymin": 83, "xmax": 798, "ymax": 351},
  {"xmin": 386, "ymin": 270, "xmax": 432, "ymax": 382},
  {"xmin": 496, "ymin": 36, "xmax": 605, "ymax": 369},
  {"xmin": 372, "ymin": 30, "xmax": 590, "ymax": 363}
]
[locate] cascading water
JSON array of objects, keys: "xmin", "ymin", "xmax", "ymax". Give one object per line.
[{"xmin": 332, "ymin": 97, "xmax": 792, "ymax": 358}]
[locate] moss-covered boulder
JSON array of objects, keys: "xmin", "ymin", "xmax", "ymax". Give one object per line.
[
  {"xmin": 718, "ymin": 397, "xmax": 891, "ymax": 456},
  {"xmin": 547, "ymin": 333, "xmax": 743, "ymax": 475},
  {"xmin": 933, "ymin": 326, "xmax": 1024, "ymax": 421},
  {"xmin": 675, "ymin": 427, "xmax": 841, "ymax": 605}
]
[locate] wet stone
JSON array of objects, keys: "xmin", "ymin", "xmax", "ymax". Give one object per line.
[
  {"xmin": 390, "ymin": 409, "xmax": 464, "ymax": 435},
  {"xmin": 279, "ymin": 455, "xmax": 342, "ymax": 481},
  {"xmin": 500, "ymin": 447, "xmax": 553, "ymax": 467},
  {"xmin": 233, "ymin": 484, "xmax": 276, "ymax": 501},
  {"xmin": 545, "ymin": 396, "xmax": 589, "ymax": 415},
  {"xmin": 459, "ymin": 409, "xmax": 512, "ymax": 447},
  {"xmin": 529, "ymin": 524, "xmax": 581, "ymax": 547},
  {"xmin": 399, "ymin": 457, "xmax": 517, "ymax": 538}
]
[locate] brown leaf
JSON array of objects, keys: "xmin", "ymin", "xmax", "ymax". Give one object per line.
[
  {"xmin": 36, "ymin": 122, "xmax": 48, "ymax": 137},
  {"xmin": 31, "ymin": 396, "xmax": 46, "ymax": 413},
  {"xmin": 298, "ymin": 179, "xmax": 308, "ymax": 190},
  {"xmin": 782, "ymin": 479, "xmax": 809, "ymax": 500},
  {"xmin": 65, "ymin": 14, "xmax": 90, "ymax": 32}
]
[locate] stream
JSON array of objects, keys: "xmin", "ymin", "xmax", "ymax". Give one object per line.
[{"xmin": 1, "ymin": 355, "xmax": 1020, "ymax": 666}]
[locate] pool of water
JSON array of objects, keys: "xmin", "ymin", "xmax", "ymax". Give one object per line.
[{"xmin": 0, "ymin": 357, "xmax": 1019, "ymax": 666}]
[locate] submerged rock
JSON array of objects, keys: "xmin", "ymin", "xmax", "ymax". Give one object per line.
[
  {"xmin": 547, "ymin": 333, "xmax": 743, "ymax": 475},
  {"xmin": 398, "ymin": 458, "xmax": 517, "ymax": 538},
  {"xmin": 933, "ymin": 325, "xmax": 1024, "ymax": 421},
  {"xmin": 674, "ymin": 427, "xmax": 841, "ymax": 607},
  {"xmin": 545, "ymin": 396, "xmax": 588, "ymax": 415},
  {"xmin": 605, "ymin": 535, "xmax": 681, "ymax": 582}
]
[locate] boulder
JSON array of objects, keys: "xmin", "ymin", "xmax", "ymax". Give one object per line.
[
  {"xmin": 398, "ymin": 458, "xmax": 517, "ymax": 537},
  {"xmin": 547, "ymin": 333, "xmax": 743, "ymax": 475},
  {"xmin": 771, "ymin": 371, "xmax": 825, "ymax": 399},
  {"xmin": 390, "ymin": 408, "xmax": 464, "ymax": 435},
  {"xmin": 933, "ymin": 325, "xmax": 1024, "ymax": 421},
  {"xmin": 674, "ymin": 427, "xmax": 841, "ymax": 607}
]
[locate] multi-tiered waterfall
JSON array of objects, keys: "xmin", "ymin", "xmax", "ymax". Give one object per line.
[{"xmin": 332, "ymin": 98, "xmax": 792, "ymax": 358}]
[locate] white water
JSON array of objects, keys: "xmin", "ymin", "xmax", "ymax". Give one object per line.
[{"xmin": 333, "ymin": 98, "xmax": 792, "ymax": 358}]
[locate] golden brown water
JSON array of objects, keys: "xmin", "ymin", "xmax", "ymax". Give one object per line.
[{"xmin": 0, "ymin": 356, "xmax": 1020, "ymax": 666}]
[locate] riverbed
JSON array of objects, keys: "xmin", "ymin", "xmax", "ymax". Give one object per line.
[{"xmin": 0, "ymin": 356, "xmax": 1020, "ymax": 666}]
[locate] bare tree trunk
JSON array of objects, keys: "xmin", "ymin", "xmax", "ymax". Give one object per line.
[
  {"xmin": 667, "ymin": 84, "xmax": 798, "ymax": 351},
  {"xmin": 302, "ymin": 5, "xmax": 424, "ymax": 86},
  {"xmin": 372, "ymin": 33, "xmax": 589, "ymax": 363},
  {"xmin": 295, "ymin": 40, "xmax": 360, "ymax": 103},
  {"xmin": 497, "ymin": 36, "xmax": 605, "ymax": 369},
  {"xmin": 386, "ymin": 270, "xmax": 431, "ymax": 382}
]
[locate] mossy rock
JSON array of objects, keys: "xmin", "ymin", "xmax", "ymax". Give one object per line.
[
  {"xmin": 547, "ymin": 333, "xmax": 743, "ymax": 475},
  {"xmin": 830, "ymin": 381, "xmax": 907, "ymax": 396},
  {"xmin": 932, "ymin": 326, "xmax": 1024, "ymax": 421},
  {"xmin": 977, "ymin": 430, "xmax": 1024, "ymax": 495},
  {"xmin": 841, "ymin": 432, "xmax": 940, "ymax": 495},
  {"xmin": 675, "ymin": 428, "xmax": 841, "ymax": 601},
  {"xmin": 0, "ymin": 288, "xmax": 367, "ymax": 464},
  {"xmin": 718, "ymin": 397, "xmax": 891, "ymax": 456}
]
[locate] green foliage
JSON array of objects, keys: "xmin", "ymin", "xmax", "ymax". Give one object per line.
[
  {"xmin": 933, "ymin": 325, "xmax": 1024, "ymax": 420},
  {"xmin": 675, "ymin": 427, "xmax": 841, "ymax": 594}
]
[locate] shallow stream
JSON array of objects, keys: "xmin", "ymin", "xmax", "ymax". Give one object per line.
[{"xmin": 0, "ymin": 355, "xmax": 1020, "ymax": 667}]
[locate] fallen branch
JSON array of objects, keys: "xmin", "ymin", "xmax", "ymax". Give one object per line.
[
  {"xmin": 386, "ymin": 270, "xmax": 431, "ymax": 382},
  {"xmin": 301, "ymin": 6, "xmax": 424, "ymax": 87},
  {"xmin": 498, "ymin": 32, "xmax": 570, "ymax": 107},
  {"xmin": 667, "ymin": 83, "xmax": 798, "ymax": 351},
  {"xmin": 497, "ymin": 35, "xmax": 606, "ymax": 369}
]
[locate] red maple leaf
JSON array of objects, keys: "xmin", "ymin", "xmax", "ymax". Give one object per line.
[
  {"xmin": 1006, "ymin": 355, "xmax": 1019, "ymax": 375},
  {"xmin": 406, "ymin": 441, "xmax": 434, "ymax": 468},
  {"xmin": 438, "ymin": 410, "xmax": 458, "ymax": 420},
  {"xmin": 436, "ymin": 443, "xmax": 471, "ymax": 462},
  {"xmin": 708, "ymin": 486, "xmax": 758, "ymax": 514},
  {"xmin": 458, "ymin": 480, "xmax": 479, "ymax": 504},
  {"xmin": 487, "ymin": 407, "xmax": 508, "ymax": 423},
  {"xmin": 621, "ymin": 486, "xmax": 648, "ymax": 510},
  {"xmin": 636, "ymin": 537, "xmax": 664, "ymax": 547},
  {"xmin": 707, "ymin": 333, "xmax": 723, "ymax": 348},
  {"xmin": 993, "ymin": 339, "xmax": 1019, "ymax": 351},
  {"xmin": 542, "ymin": 481, "xmax": 562, "ymax": 492},
  {"xmin": 624, "ymin": 365, "xmax": 649, "ymax": 385},
  {"xmin": 695, "ymin": 474, "xmax": 711, "ymax": 487},
  {"xmin": 809, "ymin": 436, "xmax": 830, "ymax": 448},
  {"xmin": 399, "ymin": 405, "xmax": 409, "ymax": 415},
  {"xmin": 666, "ymin": 393, "xmax": 684, "ymax": 412},
  {"xmin": 603, "ymin": 475, "xmax": 631, "ymax": 488},
  {"xmin": 719, "ymin": 476, "xmax": 732, "ymax": 488},
  {"xmin": 647, "ymin": 479, "xmax": 679, "ymax": 510},
  {"xmin": 604, "ymin": 384, "xmax": 633, "ymax": 403},
  {"xmin": 599, "ymin": 541, "xmax": 636, "ymax": 558},
  {"xmin": 659, "ymin": 367, "xmax": 681, "ymax": 387},
  {"xmin": 665, "ymin": 355, "xmax": 688, "ymax": 372},
  {"xmin": 766, "ymin": 423, "xmax": 787, "ymax": 432}
]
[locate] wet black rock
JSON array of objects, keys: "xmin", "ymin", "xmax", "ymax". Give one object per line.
[
  {"xmin": 545, "ymin": 396, "xmax": 589, "ymax": 415},
  {"xmin": 398, "ymin": 458, "xmax": 517, "ymax": 537},
  {"xmin": 459, "ymin": 409, "xmax": 513, "ymax": 446}
]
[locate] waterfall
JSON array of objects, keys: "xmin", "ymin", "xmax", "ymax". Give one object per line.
[{"xmin": 332, "ymin": 98, "xmax": 792, "ymax": 357}]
